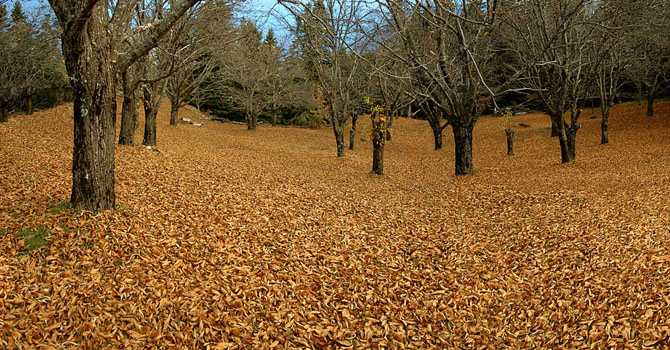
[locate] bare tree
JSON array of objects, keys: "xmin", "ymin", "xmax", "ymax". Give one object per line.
[
  {"xmin": 501, "ymin": 0, "xmax": 604, "ymax": 163},
  {"xmin": 46, "ymin": 0, "xmax": 204, "ymax": 211},
  {"xmin": 165, "ymin": 1, "xmax": 229, "ymax": 126},
  {"xmin": 624, "ymin": 0, "xmax": 669, "ymax": 117},
  {"xmin": 218, "ymin": 19, "xmax": 288, "ymax": 130},
  {"xmin": 380, "ymin": 0, "xmax": 506, "ymax": 175},
  {"xmin": 280, "ymin": 0, "xmax": 370, "ymax": 157}
]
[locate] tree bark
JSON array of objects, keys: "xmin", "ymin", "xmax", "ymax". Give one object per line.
[
  {"xmin": 372, "ymin": 126, "xmax": 384, "ymax": 175},
  {"xmin": 601, "ymin": 106, "xmax": 610, "ymax": 145},
  {"xmin": 433, "ymin": 126, "xmax": 443, "ymax": 150},
  {"xmin": 349, "ymin": 115, "xmax": 357, "ymax": 150},
  {"xmin": 332, "ymin": 114, "xmax": 345, "ymax": 157},
  {"xmin": 247, "ymin": 113, "xmax": 257, "ymax": 130},
  {"xmin": 505, "ymin": 129, "xmax": 515, "ymax": 156},
  {"xmin": 27, "ymin": 94, "xmax": 33, "ymax": 115},
  {"xmin": 551, "ymin": 118, "xmax": 559, "ymax": 137},
  {"xmin": 386, "ymin": 112, "xmax": 394, "ymax": 141},
  {"xmin": 63, "ymin": 9, "xmax": 117, "ymax": 212},
  {"xmin": 566, "ymin": 126, "xmax": 578, "ymax": 160},
  {"xmin": 452, "ymin": 123, "xmax": 474, "ymax": 175},
  {"xmin": 0, "ymin": 101, "xmax": 8, "ymax": 122},
  {"xmin": 119, "ymin": 81, "xmax": 138, "ymax": 146},
  {"xmin": 142, "ymin": 89, "xmax": 158, "ymax": 147},
  {"xmin": 170, "ymin": 97, "xmax": 179, "ymax": 126},
  {"xmin": 647, "ymin": 89, "xmax": 655, "ymax": 116},
  {"xmin": 552, "ymin": 113, "xmax": 572, "ymax": 163}
]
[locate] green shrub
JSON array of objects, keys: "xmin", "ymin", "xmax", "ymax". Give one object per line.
[{"xmin": 291, "ymin": 111, "xmax": 324, "ymax": 128}]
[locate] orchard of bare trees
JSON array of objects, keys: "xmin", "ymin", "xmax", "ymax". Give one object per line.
[{"xmin": 1, "ymin": 0, "xmax": 668, "ymax": 212}]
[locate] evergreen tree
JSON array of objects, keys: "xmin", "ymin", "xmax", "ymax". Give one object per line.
[
  {"xmin": 10, "ymin": 1, "xmax": 24, "ymax": 23},
  {"xmin": 264, "ymin": 28, "xmax": 276, "ymax": 47}
]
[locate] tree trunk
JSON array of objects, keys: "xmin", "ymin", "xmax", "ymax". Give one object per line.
[
  {"xmin": 142, "ymin": 89, "xmax": 158, "ymax": 146},
  {"xmin": 332, "ymin": 114, "xmax": 345, "ymax": 157},
  {"xmin": 247, "ymin": 113, "xmax": 257, "ymax": 130},
  {"xmin": 0, "ymin": 102, "xmax": 8, "ymax": 122},
  {"xmin": 551, "ymin": 118, "xmax": 559, "ymax": 137},
  {"xmin": 119, "ymin": 87, "xmax": 138, "ymax": 146},
  {"xmin": 27, "ymin": 94, "xmax": 33, "ymax": 115},
  {"xmin": 170, "ymin": 97, "xmax": 179, "ymax": 126},
  {"xmin": 349, "ymin": 115, "xmax": 357, "ymax": 150},
  {"xmin": 452, "ymin": 123, "xmax": 474, "ymax": 175},
  {"xmin": 372, "ymin": 126, "xmax": 384, "ymax": 175},
  {"xmin": 433, "ymin": 127, "xmax": 443, "ymax": 150},
  {"xmin": 505, "ymin": 128, "xmax": 515, "ymax": 156},
  {"xmin": 566, "ymin": 126, "xmax": 578, "ymax": 160},
  {"xmin": 601, "ymin": 105, "xmax": 610, "ymax": 145},
  {"xmin": 386, "ymin": 112, "xmax": 394, "ymax": 141},
  {"xmin": 271, "ymin": 111, "xmax": 277, "ymax": 126},
  {"xmin": 552, "ymin": 113, "xmax": 572, "ymax": 163},
  {"xmin": 647, "ymin": 89, "xmax": 655, "ymax": 116},
  {"xmin": 62, "ymin": 12, "xmax": 117, "ymax": 212}
]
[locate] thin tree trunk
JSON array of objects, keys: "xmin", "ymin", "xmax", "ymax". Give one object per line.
[
  {"xmin": 429, "ymin": 119, "xmax": 444, "ymax": 150},
  {"xmin": 27, "ymin": 94, "xmax": 33, "ymax": 115},
  {"xmin": 601, "ymin": 105, "xmax": 610, "ymax": 145},
  {"xmin": 63, "ymin": 12, "xmax": 117, "ymax": 211},
  {"xmin": 551, "ymin": 118, "xmax": 559, "ymax": 137},
  {"xmin": 119, "ymin": 85, "xmax": 138, "ymax": 146},
  {"xmin": 142, "ymin": 89, "xmax": 158, "ymax": 146},
  {"xmin": 349, "ymin": 115, "xmax": 357, "ymax": 150},
  {"xmin": 552, "ymin": 113, "xmax": 572, "ymax": 163},
  {"xmin": 332, "ymin": 114, "xmax": 345, "ymax": 157},
  {"xmin": 170, "ymin": 97, "xmax": 179, "ymax": 126},
  {"xmin": 647, "ymin": 89, "xmax": 655, "ymax": 116},
  {"xmin": 505, "ymin": 128, "xmax": 515, "ymax": 155},
  {"xmin": 372, "ymin": 125, "xmax": 384, "ymax": 175},
  {"xmin": 0, "ymin": 101, "xmax": 8, "ymax": 122},
  {"xmin": 386, "ymin": 112, "xmax": 394, "ymax": 141},
  {"xmin": 452, "ymin": 123, "xmax": 474, "ymax": 175},
  {"xmin": 247, "ymin": 113, "xmax": 257, "ymax": 130}
]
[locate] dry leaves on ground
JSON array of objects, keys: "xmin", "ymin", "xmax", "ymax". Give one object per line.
[{"xmin": 0, "ymin": 101, "xmax": 669, "ymax": 349}]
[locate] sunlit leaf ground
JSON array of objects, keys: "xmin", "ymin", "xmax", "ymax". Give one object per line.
[{"xmin": 1, "ymin": 101, "xmax": 669, "ymax": 348}]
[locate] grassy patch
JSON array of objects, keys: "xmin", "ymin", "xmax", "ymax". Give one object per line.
[
  {"xmin": 16, "ymin": 226, "xmax": 50, "ymax": 252},
  {"xmin": 48, "ymin": 201, "xmax": 71, "ymax": 214},
  {"xmin": 115, "ymin": 203, "xmax": 134, "ymax": 213}
]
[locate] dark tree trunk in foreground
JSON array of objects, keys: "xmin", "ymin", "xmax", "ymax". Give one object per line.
[
  {"xmin": 119, "ymin": 70, "xmax": 139, "ymax": 146},
  {"xmin": 372, "ymin": 127, "xmax": 385, "ymax": 175},
  {"xmin": 566, "ymin": 108, "xmax": 581, "ymax": 161},
  {"xmin": 332, "ymin": 114, "xmax": 345, "ymax": 157},
  {"xmin": 118, "ymin": 92, "xmax": 138, "ymax": 145},
  {"xmin": 0, "ymin": 102, "xmax": 8, "ymax": 122},
  {"xmin": 552, "ymin": 112, "xmax": 572, "ymax": 163},
  {"xmin": 247, "ymin": 113, "xmax": 257, "ymax": 130},
  {"xmin": 505, "ymin": 129, "xmax": 515, "ymax": 155},
  {"xmin": 48, "ymin": 0, "xmax": 201, "ymax": 212},
  {"xmin": 386, "ymin": 113, "xmax": 394, "ymax": 141},
  {"xmin": 170, "ymin": 97, "xmax": 179, "ymax": 126},
  {"xmin": 428, "ymin": 118, "xmax": 447, "ymax": 150},
  {"xmin": 647, "ymin": 89, "xmax": 655, "ymax": 116},
  {"xmin": 601, "ymin": 106, "xmax": 610, "ymax": 144},
  {"xmin": 551, "ymin": 118, "xmax": 559, "ymax": 137},
  {"xmin": 433, "ymin": 127, "xmax": 443, "ymax": 150},
  {"xmin": 142, "ymin": 88, "xmax": 158, "ymax": 147},
  {"xmin": 27, "ymin": 94, "xmax": 33, "ymax": 115},
  {"xmin": 349, "ymin": 115, "xmax": 357, "ymax": 150},
  {"xmin": 63, "ymin": 7, "xmax": 117, "ymax": 211},
  {"xmin": 452, "ymin": 123, "xmax": 474, "ymax": 175}
]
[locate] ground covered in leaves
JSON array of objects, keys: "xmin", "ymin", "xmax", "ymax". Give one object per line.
[{"xmin": 1, "ymin": 101, "xmax": 669, "ymax": 349}]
